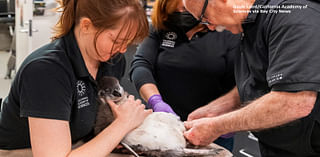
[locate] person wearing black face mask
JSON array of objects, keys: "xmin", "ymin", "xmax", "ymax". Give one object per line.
[
  {"xmin": 130, "ymin": 0, "xmax": 241, "ymax": 152},
  {"xmin": 164, "ymin": 11, "xmax": 200, "ymax": 34}
]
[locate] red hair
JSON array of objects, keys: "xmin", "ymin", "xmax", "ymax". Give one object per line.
[
  {"xmin": 53, "ymin": 0, "xmax": 148, "ymax": 45},
  {"xmin": 151, "ymin": 0, "xmax": 180, "ymax": 30}
]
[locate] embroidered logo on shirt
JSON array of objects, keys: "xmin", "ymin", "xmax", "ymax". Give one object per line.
[
  {"xmin": 165, "ymin": 32, "xmax": 177, "ymax": 40},
  {"xmin": 76, "ymin": 80, "xmax": 86, "ymax": 96},
  {"xmin": 77, "ymin": 97, "xmax": 90, "ymax": 109},
  {"xmin": 76, "ymin": 80, "xmax": 90, "ymax": 109},
  {"xmin": 161, "ymin": 32, "xmax": 177, "ymax": 48},
  {"xmin": 267, "ymin": 73, "xmax": 283, "ymax": 84}
]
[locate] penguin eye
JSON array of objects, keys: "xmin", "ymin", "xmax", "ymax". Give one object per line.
[
  {"xmin": 105, "ymin": 88, "xmax": 111, "ymax": 94},
  {"xmin": 98, "ymin": 90, "xmax": 106, "ymax": 97}
]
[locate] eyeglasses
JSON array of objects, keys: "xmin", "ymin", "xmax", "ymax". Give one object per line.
[{"xmin": 199, "ymin": 0, "xmax": 212, "ymax": 25}]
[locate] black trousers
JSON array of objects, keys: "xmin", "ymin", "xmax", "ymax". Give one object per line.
[{"xmin": 254, "ymin": 117, "xmax": 320, "ymax": 157}]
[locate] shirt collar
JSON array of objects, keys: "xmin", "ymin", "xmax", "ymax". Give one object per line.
[
  {"xmin": 63, "ymin": 30, "xmax": 90, "ymax": 78},
  {"xmin": 243, "ymin": 0, "xmax": 268, "ymax": 24}
]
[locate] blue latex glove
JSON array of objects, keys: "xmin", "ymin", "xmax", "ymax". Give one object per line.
[{"xmin": 148, "ymin": 94, "xmax": 177, "ymax": 116}]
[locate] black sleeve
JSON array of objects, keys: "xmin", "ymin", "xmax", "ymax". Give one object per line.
[
  {"xmin": 19, "ymin": 60, "xmax": 73, "ymax": 121},
  {"xmin": 266, "ymin": 3, "xmax": 320, "ymax": 92},
  {"xmin": 221, "ymin": 32, "xmax": 240, "ymax": 93},
  {"xmin": 129, "ymin": 26, "xmax": 161, "ymax": 91}
]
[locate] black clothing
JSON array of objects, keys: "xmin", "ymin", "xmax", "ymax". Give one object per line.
[
  {"xmin": 236, "ymin": 0, "xmax": 320, "ymax": 156},
  {"xmin": 130, "ymin": 26, "xmax": 240, "ymax": 120},
  {"xmin": 0, "ymin": 31, "xmax": 126, "ymax": 149}
]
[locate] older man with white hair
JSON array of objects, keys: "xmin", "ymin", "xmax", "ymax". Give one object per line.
[{"xmin": 182, "ymin": 0, "xmax": 320, "ymax": 156}]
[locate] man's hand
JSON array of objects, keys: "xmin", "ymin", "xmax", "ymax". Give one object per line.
[
  {"xmin": 185, "ymin": 91, "xmax": 317, "ymax": 146},
  {"xmin": 187, "ymin": 87, "xmax": 240, "ymax": 121},
  {"xmin": 183, "ymin": 118, "xmax": 221, "ymax": 146},
  {"xmin": 187, "ymin": 104, "xmax": 220, "ymax": 121}
]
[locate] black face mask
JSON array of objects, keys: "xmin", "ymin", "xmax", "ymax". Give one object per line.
[{"xmin": 165, "ymin": 11, "xmax": 200, "ymax": 33}]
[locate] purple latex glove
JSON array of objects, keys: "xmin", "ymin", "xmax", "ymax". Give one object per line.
[
  {"xmin": 220, "ymin": 133, "xmax": 235, "ymax": 138},
  {"xmin": 148, "ymin": 94, "xmax": 177, "ymax": 116}
]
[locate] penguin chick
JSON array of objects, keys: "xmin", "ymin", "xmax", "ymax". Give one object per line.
[{"xmin": 94, "ymin": 76, "xmax": 128, "ymax": 135}]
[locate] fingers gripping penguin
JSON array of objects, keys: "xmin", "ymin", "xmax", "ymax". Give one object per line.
[{"xmin": 94, "ymin": 76, "xmax": 128, "ymax": 135}]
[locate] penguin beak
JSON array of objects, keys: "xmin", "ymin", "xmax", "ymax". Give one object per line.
[{"xmin": 113, "ymin": 90, "xmax": 122, "ymax": 97}]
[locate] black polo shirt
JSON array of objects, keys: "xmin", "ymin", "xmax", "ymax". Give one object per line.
[
  {"xmin": 130, "ymin": 26, "xmax": 239, "ymax": 120},
  {"xmin": 235, "ymin": 0, "xmax": 320, "ymax": 156},
  {"xmin": 0, "ymin": 31, "xmax": 126, "ymax": 149}
]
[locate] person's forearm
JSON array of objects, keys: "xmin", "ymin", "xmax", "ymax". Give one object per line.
[
  {"xmin": 207, "ymin": 87, "xmax": 241, "ymax": 115},
  {"xmin": 139, "ymin": 83, "xmax": 160, "ymax": 102},
  {"xmin": 212, "ymin": 91, "xmax": 317, "ymax": 135},
  {"xmin": 67, "ymin": 119, "xmax": 131, "ymax": 157},
  {"xmin": 187, "ymin": 87, "xmax": 241, "ymax": 121}
]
